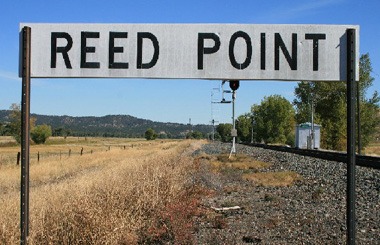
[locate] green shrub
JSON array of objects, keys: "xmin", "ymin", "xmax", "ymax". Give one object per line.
[
  {"xmin": 31, "ymin": 124, "xmax": 52, "ymax": 144},
  {"xmin": 145, "ymin": 128, "xmax": 157, "ymax": 140}
]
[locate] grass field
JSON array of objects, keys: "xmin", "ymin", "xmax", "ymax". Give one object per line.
[
  {"xmin": 0, "ymin": 136, "xmax": 150, "ymax": 166},
  {"xmin": 0, "ymin": 137, "xmax": 205, "ymax": 244}
]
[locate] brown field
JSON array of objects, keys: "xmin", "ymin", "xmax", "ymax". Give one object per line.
[{"xmin": 0, "ymin": 137, "xmax": 205, "ymax": 244}]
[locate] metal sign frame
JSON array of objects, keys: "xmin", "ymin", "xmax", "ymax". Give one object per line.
[
  {"xmin": 20, "ymin": 23, "xmax": 359, "ymax": 81},
  {"xmin": 19, "ymin": 25, "xmax": 358, "ymax": 245}
]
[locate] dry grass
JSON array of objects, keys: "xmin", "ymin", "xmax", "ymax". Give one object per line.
[
  {"xmin": 0, "ymin": 138, "xmax": 206, "ymax": 244},
  {"xmin": 0, "ymin": 136, "xmax": 150, "ymax": 167},
  {"xmin": 363, "ymin": 142, "xmax": 380, "ymax": 156},
  {"xmin": 242, "ymin": 171, "xmax": 302, "ymax": 187},
  {"xmin": 0, "ymin": 136, "xmax": 17, "ymax": 147},
  {"xmin": 209, "ymin": 153, "xmax": 302, "ymax": 187},
  {"xmin": 211, "ymin": 154, "xmax": 270, "ymax": 171}
]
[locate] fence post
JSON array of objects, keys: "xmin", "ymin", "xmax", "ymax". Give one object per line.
[
  {"xmin": 80, "ymin": 147, "xmax": 83, "ymax": 156},
  {"xmin": 37, "ymin": 152, "xmax": 40, "ymax": 162},
  {"xmin": 69, "ymin": 149, "xmax": 71, "ymax": 157},
  {"xmin": 17, "ymin": 152, "xmax": 21, "ymax": 165}
]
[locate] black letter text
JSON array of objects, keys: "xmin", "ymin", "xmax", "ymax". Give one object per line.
[
  {"xmin": 229, "ymin": 31, "xmax": 252, "ymax": 70},
  {"xmin": 305, "ymin": 33, "xmax": 326, "ymax": 71},
  {"xmin": 274, "ymin": 33, "xmax": 297, "ymax": 70},
  {"xmin": 197, "ymin": 33, "xmax": 221, "ymax": 70},
  {"xmin": 137, "ymin": 32, "xmax": 159, "ymax": 69},
  {"xmin": 81, "ymin": 32, "xmax": 100, "ymax": 69},
  {"xmin": 109, "ymin": 32, "xmax": 129, "ymax": 69},
  {"xmin": 51, "ymin": 32, "xmax": 73, "ymax": 68}
]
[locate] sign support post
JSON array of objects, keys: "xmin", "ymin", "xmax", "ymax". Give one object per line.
[
  {"xmin": 20, "ymin": 26, "xmax": 31, "ymax": 245},
  {"xmin": 346, "ymin": 28, "xmax": 357, "ymax": 245}
]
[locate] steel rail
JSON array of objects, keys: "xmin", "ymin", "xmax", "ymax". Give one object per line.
[{"xmin": 245, "ymin": 143, "xmax": 380, "ymax": 170}]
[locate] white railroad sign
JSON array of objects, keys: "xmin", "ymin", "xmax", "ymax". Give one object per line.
[{"xmin": 20, "ymin": 23, "xmax": 359, "ymax": 81}]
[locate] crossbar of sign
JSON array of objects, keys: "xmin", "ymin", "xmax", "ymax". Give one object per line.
[{"xmin": 19, "ymin": 23, "xmax": 359, "ymax": 81}]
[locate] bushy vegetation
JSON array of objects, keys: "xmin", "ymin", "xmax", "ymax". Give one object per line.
[
  {"xmin": 6, "ymin": 104, "xmax": 23, "ymax": 144},
  {"xmin": 236, "ymin": 114, "xmax": 252, "ymax": 143},
  {"xmin": 220, "ymin": 53, "xmax": 379, "ymax": 151},
  {"xmin": 293, "ymin": 53, "xmax": 380, "ymax": 150},
  {"xmin": 252, "ymin": 95, "xmax": 295, "ymax": 145},
  {"xmin": 186, "ymin": 130, "xmax": 204, "ymax": 139},
  {"xmin": 31, "ymin": 124, "xmax": 52, "ymax": 144},
  {"xmin": 145, "ymin": 128, "xmax": 157, "ymax": 140},
  {"xmin": 216, "ymin": 123, "xmax": 232, "ymax": 142},
  {"xmin": 1, "ymin": 104, "xmax": 37, "ymax": 144}
]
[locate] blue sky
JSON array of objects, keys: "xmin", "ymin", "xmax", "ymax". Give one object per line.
[{"xmin": 0, "ymin": 0, "xmax": 379, "ymax": 125}]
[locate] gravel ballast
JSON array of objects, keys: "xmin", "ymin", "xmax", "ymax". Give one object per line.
[{"xmin": 193, "ymin": 142, "xmax": 380, "ymax": 245}]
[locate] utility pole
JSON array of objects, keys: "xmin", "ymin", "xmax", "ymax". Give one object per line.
[{"xmin": 211, "ymin": 86, "xmax": 221, "ymax": 141}]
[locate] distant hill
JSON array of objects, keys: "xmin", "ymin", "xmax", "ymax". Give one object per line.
[{"xmin": 0, "ymin": 110, "xmax": 212, "ymax": 138}]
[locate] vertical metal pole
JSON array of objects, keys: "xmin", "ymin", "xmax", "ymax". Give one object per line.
[
  {"xmin": 230, "ymin": 90, "xmax": 236, "ymax": 157},
  {"xmin": 20, "ymin": 26, "xmax": 31, "ymax": 244},
  {"xmin": 212, "ymin": 119, "xmax": 215, "ymax": 141},
  {"xmin": 346, "ymin": 28, "xmax": 356, "ymax": 245},
  {"xmin": 232, "ymin": 90, "xmax": 235, "ymax": 131},
  {"xmin": 311, "ymin": 92, "xmax": 315, "ymax": 149}
]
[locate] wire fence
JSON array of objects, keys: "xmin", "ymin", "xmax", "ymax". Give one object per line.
[{"xmin": 0, "ymin": 144, "xmax": 137, "ymax": 167}]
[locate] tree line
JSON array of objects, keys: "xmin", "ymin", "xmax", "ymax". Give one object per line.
[
  {"xmin": 0, "ymin": 111, "xmax": 213, "ymax": 139},
  {"xmin": 216, "ymin": 53, "xmax": 380, "ymax": 151}
]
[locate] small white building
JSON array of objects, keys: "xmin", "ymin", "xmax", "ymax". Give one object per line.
[{"xmin": 295, "ymin": 123, "xmax": 321, "ymax": 149}]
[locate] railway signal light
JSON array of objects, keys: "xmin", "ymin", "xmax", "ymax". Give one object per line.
[{"xmin": 229, "ymin": 80, "xmax": 240, "ymax": 91}]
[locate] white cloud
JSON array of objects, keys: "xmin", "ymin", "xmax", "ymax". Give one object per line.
[
  {"xmin": 254, "ymin": 0, "xmax": 345, "ymax": 23},
  {"xmin": 0, "ymin": 69, "xmax": 20, "ymax": 81},
  {"xmin": 286, "ymin": 0, "xmax": 344, "ymax": 15}
]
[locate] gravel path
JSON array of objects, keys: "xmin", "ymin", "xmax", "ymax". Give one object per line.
[{"xmin": 192, "ymin": 142, "xmax": 380, "ymax": 245}]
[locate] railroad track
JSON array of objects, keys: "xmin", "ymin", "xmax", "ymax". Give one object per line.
[{"xmin": 246, "ymin": 143, "xmax": 380, "ymax": 170}]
